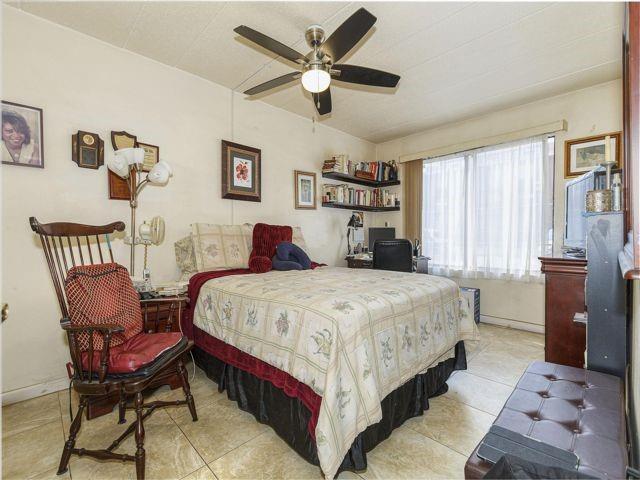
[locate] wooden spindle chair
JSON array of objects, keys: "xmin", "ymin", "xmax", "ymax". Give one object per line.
[{"xmin": 30, "ymin": 217, "xmax": 197, "ymax": 480}]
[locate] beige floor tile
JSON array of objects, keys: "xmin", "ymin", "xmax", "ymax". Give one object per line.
[
  {"xmin": 150, "ymin": 365, "xmax": 225, "ymax": 418},
  {"xmin": 2, "ymin": 419, "xmax": 65, "ymax": 479},
  {"xmin": 27, "ymin": 467, "xmax": 71, "ymax": 479},
  {"xmin": 2, "ymin": 392, "xmax": 61, "ymax": 439},
  {"xmin": 407, "ymin": 396, "xmax": 495, "ymax": 456},
  {"xmin": 69, "ymin": 409, "xmax": 204, "ymax": 480},
  {"xmin": 478, "ymin": 324, "xmax": 544, "ymax": 349},
  {"xmin": 182, "ymin": 466, "xmax": 218, "ymax": 480},
  {"xmin": 467, "ymin": 341, "xmax": 543, "ymax": 387},
  {"xmin": 360, "ymin": 425, "xmax": 467, "ymax": 479},
  {"xmin": 337, "ymin": 472, "xmax": 363, "ymax": 479},
  {"xmin": 209, "ymin": 430, "xmax": 322, "ymax": 480},
  {"xmin": 172, "ymin": 396, "xmax": 267, "ymax": 464},
  {"xmin": 444, "ymin": 371, "xmax": 513, "ymax": 416}
]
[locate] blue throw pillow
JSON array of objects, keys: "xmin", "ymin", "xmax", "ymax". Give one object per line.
[
  {"xmin": 276, "ymin": 242, "xmax": 311, "ymax": 270},
  {"xmin": 271, "ymin": 255, "xmax": 303, "ymax": 271}
]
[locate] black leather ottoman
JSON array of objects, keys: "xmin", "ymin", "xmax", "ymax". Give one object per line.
[{"xmin": 465, "ymin": 361, "xmax": 627, "ymax": 479}]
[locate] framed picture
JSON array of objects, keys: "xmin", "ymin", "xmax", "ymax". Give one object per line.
[
  {"xmin": 564, "ymin": 132, "xmax": 622, "ymax": 178},
  {"xmin": 137, "ymin": 142, "xmax": 159, "ymax": 172},
  {"xmin": 294, "ymin": 170, "xmax": 316, "ymax": 209},
  {"xmin": 109, "ymin": 130, "xmax": 137, "ymax": 200},
  {"xmin": 2, "ymin": 101, "xmax": 44, "ymax": 168},
  {"xmin": 221, "ymin": 140, "xmax": 261, "ymax": 202}
]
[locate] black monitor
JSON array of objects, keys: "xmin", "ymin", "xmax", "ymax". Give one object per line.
[{"xmin": 369, "ymin": 227, "xmax": 396, "ymax": 252}]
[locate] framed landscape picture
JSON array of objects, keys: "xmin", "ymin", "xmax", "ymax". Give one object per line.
[
  {"xmin": 2, "ymin": 101, "xmax": 44, "ymax": 168},
  {"xmin": 294, "ymin": 170, "xmax": 316, "ymax": 209},
  {"xmin": 221, "ymin": 140, "xmax": 261, "ymax": 202},
  {"xmin": 564, "ymin": 132, "xmax": 622, "ymax": 177}
]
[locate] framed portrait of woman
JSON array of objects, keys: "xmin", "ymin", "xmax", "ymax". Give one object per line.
[
  {"xmin": 221, "ymin": 140, "xmax": 261, "ymax": 202},
  {"xmin": 2, "ymin": 101, "xmax": 44, "ymax": 168}
]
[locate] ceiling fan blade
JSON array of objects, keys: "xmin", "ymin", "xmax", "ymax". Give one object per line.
[
  {"xmin": 244, "ymin": 72, "xmax": 301, "ymax": 96},
  {"xmin": 312, "ymin": 88, "xmax": 332, "ymax": 115},
  {"xmin": 331, "ymin": 64, "xmax": 400, "ymax": 88},
  {"xmin": 234, "ymin": 25, "xmax": 308, "ymax": 64},
  {"xmin": 321, "ymin": 8, "xmax": 376, "ymax": 63}
]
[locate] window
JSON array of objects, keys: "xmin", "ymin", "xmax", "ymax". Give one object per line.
[{"xmin": 422, "ymin": 135, "xmax": 554, "ymax": 282}]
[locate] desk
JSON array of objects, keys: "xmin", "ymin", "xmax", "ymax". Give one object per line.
[{"xmin": 345, "ymin": 256, "xmax": 430, "ymax": 273}]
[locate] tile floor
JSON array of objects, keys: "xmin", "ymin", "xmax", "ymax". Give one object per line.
[{"xmin": 2, "ymin": 324, "xmax": 544, "ymax": 480}]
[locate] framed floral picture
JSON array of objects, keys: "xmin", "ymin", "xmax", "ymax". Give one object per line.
[
  {"xmin": 2, "ymin": 101, "xmax": 44, "ymax": 168},
  {"xmin": 564, "ymin": 132, "xmax": 622, "ymax": 177},
  {"xmin": 294, "ymin": 170, "xmax": 316, "ymax": 209},
  {"xmin": 221, "ymin": 140, "xmax": 261, "ymax": 202}
]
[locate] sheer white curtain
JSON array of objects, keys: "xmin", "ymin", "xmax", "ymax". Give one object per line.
[{"xmin": 422, "ymin": 135, "xmax": 554, "ymax": 282}]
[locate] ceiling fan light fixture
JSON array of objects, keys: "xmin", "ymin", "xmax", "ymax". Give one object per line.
[{"xmin": 301, "ymin": 65, "xmax": 331, "ymax": 93}]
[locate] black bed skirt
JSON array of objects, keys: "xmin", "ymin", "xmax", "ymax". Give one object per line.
[{"xmin": 193, "ymin": 341, "xmax": 467, "ymax": 476}]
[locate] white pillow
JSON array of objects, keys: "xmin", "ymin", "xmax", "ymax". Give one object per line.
[
  {"xmin": 191, "ymin": 223, "xmax": 253, "ymax": 271},
  {"xmin": 292, "ymin": 226, "xmax": 309, "ymax": 254}
]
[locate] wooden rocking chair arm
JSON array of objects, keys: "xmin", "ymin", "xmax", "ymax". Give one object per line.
[
  {"xmin": 60, "ymin": 321, "xmax": 125, "ymax": 335},
  {"xmin": 60, "ymin": 319, "xmax": 124, "ymax": 383}
]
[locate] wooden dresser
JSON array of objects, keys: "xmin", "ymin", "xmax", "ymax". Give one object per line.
[{"xmin": 539, "ymin": 256, "xmax": 587, "ymax": 368}]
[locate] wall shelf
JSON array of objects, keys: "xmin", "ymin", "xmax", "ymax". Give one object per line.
[
  {"xmin": 322, "ymin": 171, "xmax": 400, "ymax": 188},
  {"xmin": 321, "ymin": 202, "xmax": 400, "ymax": 212}
]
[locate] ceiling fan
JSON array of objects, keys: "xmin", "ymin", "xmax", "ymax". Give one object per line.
[{"xmin": 234, "ymin": 7, "xmax": 400, "ymax": 116}]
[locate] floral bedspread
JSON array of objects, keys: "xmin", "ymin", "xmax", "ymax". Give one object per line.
[{"xmin": 192, "ymin": 266, "xmax": 477, "ymax": 479}]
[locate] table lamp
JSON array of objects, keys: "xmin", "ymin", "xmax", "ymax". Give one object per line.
[{"xmin": 107, "ymin": 148, "xmax": 173, "ymax": 275}]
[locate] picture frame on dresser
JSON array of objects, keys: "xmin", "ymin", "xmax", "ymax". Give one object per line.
[
  {"xmin": 221, "ymin": 140, "xmax": 261, "ymax": 202},
  {"xmin": 564, "ymin": 132, "xmax": 622, "ymax": 178}
]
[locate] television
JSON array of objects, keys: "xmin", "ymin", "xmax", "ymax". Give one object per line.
[
  {"xmin": 368, "ymin": 227, "xmax": 395, "ymax": 252},
  {"xmin": 564, "ymin": 166, "xmax": 603, "ymax": 253}
]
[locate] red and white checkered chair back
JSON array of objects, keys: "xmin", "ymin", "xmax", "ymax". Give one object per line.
[{"xmin": 65, "ymin": 263, "xmax": 143, "ymax": 351}]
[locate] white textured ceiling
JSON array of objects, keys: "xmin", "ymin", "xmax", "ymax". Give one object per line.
[{"xmin": 7, "ymin": 1, "xmax": 624, "ymax": 143}]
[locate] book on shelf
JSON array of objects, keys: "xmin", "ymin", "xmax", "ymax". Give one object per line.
[
  {"xmin": 322, "ymin": 156, "xmax": 398, "ymax": 182},
  {"xmin": 322, "ymin": 183, "xmax": 399, "ymax": 208}
]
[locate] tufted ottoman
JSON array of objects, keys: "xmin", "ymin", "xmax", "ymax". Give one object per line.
[{"xmin": 465, "ymin": 361, "xmax": 627, "ymax": 479}]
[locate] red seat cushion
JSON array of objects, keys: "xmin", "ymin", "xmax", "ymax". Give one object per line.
[
  {"xmin": 80, "ymin": 332, "xmax": 184, "ymax": 374},
  {"xmin": 249, "ymin": 223, "xmax": 292, "ymax": 273}
]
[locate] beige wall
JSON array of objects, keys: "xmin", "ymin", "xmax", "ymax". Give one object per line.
[
  {"xmin": 374, "ymin": 80, "xmax": 622, "ymax": 331},
  {"xmin": 0, "ymin": 8, "xmax": 375, "ymax": 399}
]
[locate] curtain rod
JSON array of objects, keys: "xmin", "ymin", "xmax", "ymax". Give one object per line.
[{"xmin": 398, "ymin": 120, "xmax": 567, "ymax": 163}]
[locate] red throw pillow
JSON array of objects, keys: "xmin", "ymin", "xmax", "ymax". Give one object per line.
[
  {"xmin": 65, "ymin": 263, "xmax": 142, "ymax": 351},
  {"xmin": 249, "ymin": 255, "xmax": 272, "ymax": 273},
  {"xmin": 249, "ymin": 223, "xmax": 292, "ymax": 271}
]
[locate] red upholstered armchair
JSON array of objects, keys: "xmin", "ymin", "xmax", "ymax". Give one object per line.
[
  {"xmin": 248, "ymin": 223, "xmax": 293, "ymax": 273},
  {"xmin": 30, "ymin": 217, "xmax": 197, "ymax": 480}
]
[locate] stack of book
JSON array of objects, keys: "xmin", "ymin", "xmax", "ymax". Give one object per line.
[
  {"xmin": 322, "ymin": 156, "xmax": 398, "ymax": 182},
  {"xmin": 322, "ymin": 184, "xmax": 399, "ymax": 208},
  {"xmin": 353, "ymin": 161, "xmax": 396, "ymax": 182},
  {"xmin": 322, "ymin": 155, "xmax": 350, "ymax": 174}
]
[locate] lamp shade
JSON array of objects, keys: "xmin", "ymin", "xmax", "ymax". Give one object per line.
[
  {"xmin": 147, "ymin": 160, "xmax": 172, "ymax": 185},
  {"xmin": 107, "ymin": 153, "xmax": 130, "ymax": 179},
  {"xmin": 301, "ymin": 66, "xmax": 330, "ymax": 93},
  {"xmin": 115, "ymin": 147, "xmax": 145, "ymax": 165}
]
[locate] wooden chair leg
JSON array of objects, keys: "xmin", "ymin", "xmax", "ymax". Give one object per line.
[
  {"xmin": 57, "ymin": 396, "xmax": 87, "ymax": 475},
  {"xmin": 178, "ymin": 360, "xmax": 198, "ymax": 421},
  {"xmin": 118, "ymin": 387, "xmax": 127, "ymax": 424},
  {"xmin": 134, "ymin": 392, "xmax": 146, "ymax": 480}
]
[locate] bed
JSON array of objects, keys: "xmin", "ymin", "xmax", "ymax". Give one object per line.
[{"xmin": 182, "ymin": 265, "xmax": 476, "ymax": 479}]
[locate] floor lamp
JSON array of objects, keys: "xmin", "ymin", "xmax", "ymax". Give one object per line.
[{"xmin": 107, "ymin": 148, "xmax": 172, "ymax": 276}]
